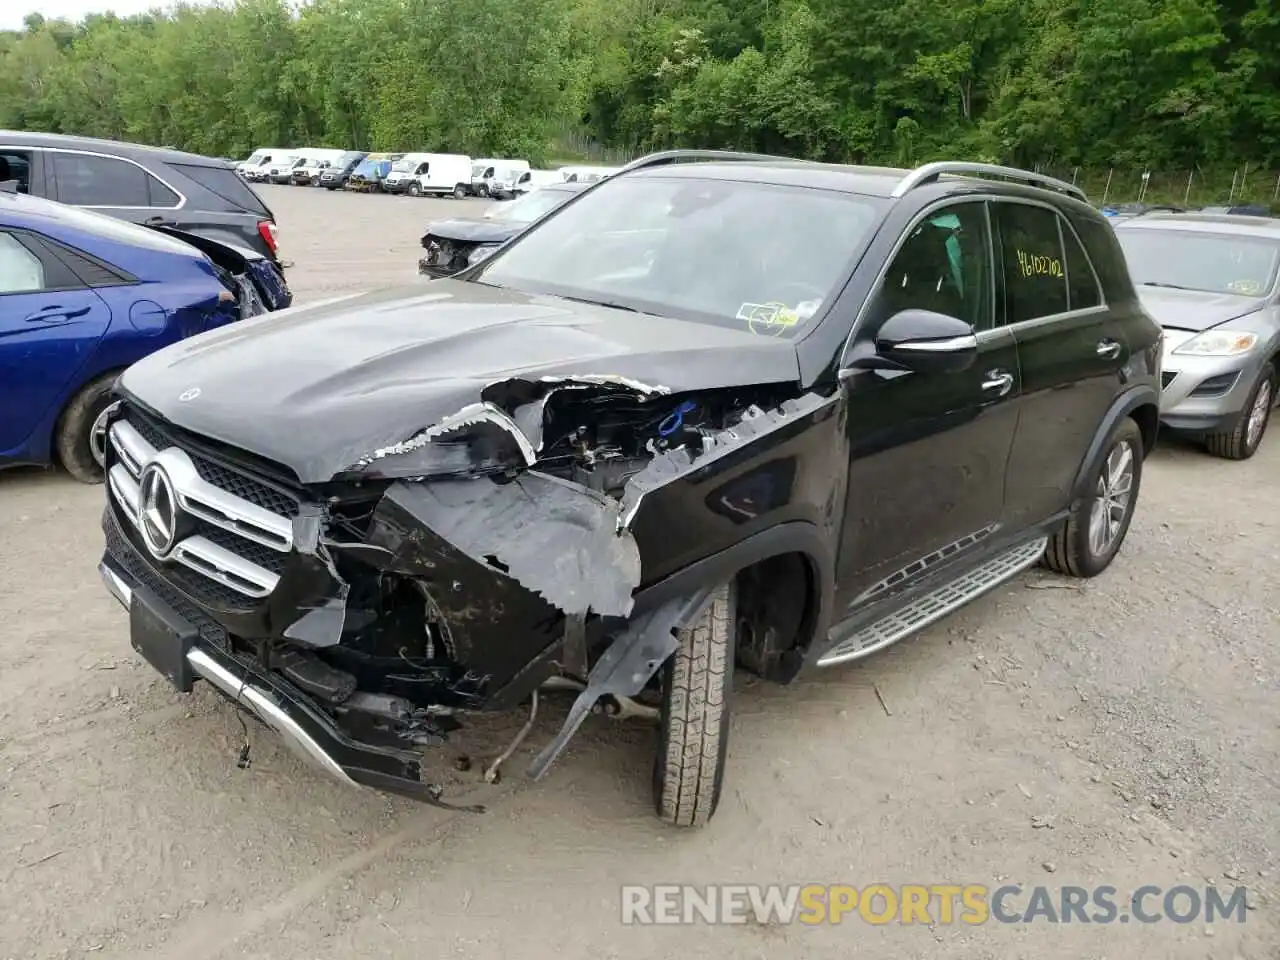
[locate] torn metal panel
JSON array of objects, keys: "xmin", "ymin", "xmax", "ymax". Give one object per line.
[
  {"xmin": 350, "ymin": 401, "xmax": 537, "ymax": 475},
  {"xmin": 618, "ymin": 391, "xmax": 839, "ymax": 530},
  {"xmin": 526, "ymin": 587, "xmax": 714, "ymax": 780},
  {"xmin": 276, "ymin": 502, "xmax": 352, "ymax": 648},
  {"xmin": 381, "ymin": 472, "xmax": 640, "ymax": 618}
]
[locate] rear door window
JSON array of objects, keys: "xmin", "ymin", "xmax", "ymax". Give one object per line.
[
  {"xmin": 169, "ymin": 162, "xmax": 269, "ymax": 216},
  {"xmin": 52, "ymin": 152, "xmax": 161, "ymax": 207},
  {"xmin": 993, "ymin": 203, "xmax": 1070, "ymax": 323},
  {"xmin": 1061, "ymin": 222, "xmax": 1103, "ymax": 310}
]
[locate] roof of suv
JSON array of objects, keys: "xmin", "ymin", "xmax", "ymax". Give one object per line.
[
  {"xmin": 1114, "ymin": 211, "xmax": 1280, "ymax": 238},
  {"xmin": 623, "ymin": 158, "xmax": 1098, "ymax": 207},
  {"xmin": 0, "ymin": 129, "xmax": 226, "ymax": 167},
  {"xmin": 628, "ymin": 160, "xmax": 911, "ymax": 196}
]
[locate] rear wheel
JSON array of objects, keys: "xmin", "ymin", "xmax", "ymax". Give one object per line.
[
  {"xmin": 1205, "ymin": 363, "xmax": 1274, "ymax": 460},
  {"xmin": 1042, "ymin": 417, "xmax": 1143, "ymax": 578},
  {"xmin": 453, "ymin": 183, "xmax": 467, "ymax": 200},
  {"xmin": 55, "ymin": 372, "xmax": 120, "ymax": 484},
  {"xmin": 652, "ymin": 582, "xmax": 735, "ymax": 828}
]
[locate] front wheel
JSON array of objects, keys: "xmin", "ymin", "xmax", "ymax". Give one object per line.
[
  {"xmin": 1042, "ymin": 417, "xmax": 1143, "ymax": 578},
  {"xmin": 652, "ymin": 581, "xmax": 735, "ymax": 828},
  {"xmin": 1205, "ymin": 363, "xmax": 1274, "ymax": 460},
  {"xmin": 407, "ymin": 182, "xmax": 421, "ymax": 197}
]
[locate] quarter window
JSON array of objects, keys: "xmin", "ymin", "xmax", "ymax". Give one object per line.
[
  {"xmin": 994, "ymin": 204, "xmax": 1070, "ymax": 323},
  {"xmin": 0, "ymin": 151, "xmax": 34, "ymax": 193},
  {"xmin": 1062, "ymin": 221, "xmax": 1103, "ymax": 310},
  {"xmin": 879, "ymin": 202, "xmax": 994, "ymax": 330},
  {"xmin": 0, "ymin": 233, "xmax": 46, "ymax": 293},
  {"xmin": 53, "ymin": 152, "xmax": 179, "ymax": 208}
]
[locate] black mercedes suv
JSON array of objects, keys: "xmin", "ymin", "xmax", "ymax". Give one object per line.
[{"xmin": 96, "ymin": 151, "xmax": 1162, "ymax": 828}]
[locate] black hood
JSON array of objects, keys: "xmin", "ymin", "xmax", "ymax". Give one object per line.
[
  {"xmin": 423, "ymin": 218, "xmax": 526, "ymax": 245},
  {"xmin": 118, "ymin": 280, "xmax": 802, "ymax": 483},
  {"xmin": 1136, "ymin": 287, "xmax": 1264, "ymax": 332}
]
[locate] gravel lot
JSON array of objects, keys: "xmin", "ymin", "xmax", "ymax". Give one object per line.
[{"xmin": 1, "ymin": 183, "xmax": 1277, "ymax": 959}]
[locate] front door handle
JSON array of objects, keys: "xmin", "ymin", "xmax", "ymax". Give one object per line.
[
  {"xmin": 1096, "ymin": 339, "xmax": 1122, "ymax": 359},
  {"xmin": 982, "ymin": 369, "xmax": 1014, "ymax": 396}
]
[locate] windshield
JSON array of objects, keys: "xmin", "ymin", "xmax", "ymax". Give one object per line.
[
  {"xmin": 1118, "ymin": 229, "xmax": 1280, "ymax": 296},
  {"xmin": 471, "ymin": 175, "xmax": 886, "ymax": 333},
  {"xmin": 391, "ymin": 159, "xmax": 414, "ymax": 173},
  {"xmin": 488, "ymin": 188, "xmax": 577, "ymax": 223}
]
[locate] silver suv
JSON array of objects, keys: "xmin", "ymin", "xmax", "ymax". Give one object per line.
[{"xmin": 1114, "ymin": 212, "xmax": 1280, "ymax": 459}]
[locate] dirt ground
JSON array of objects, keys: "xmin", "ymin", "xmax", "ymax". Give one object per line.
[{"xmin": 1, "ymin": 184, "xmax": 1277, "ymax": 959}]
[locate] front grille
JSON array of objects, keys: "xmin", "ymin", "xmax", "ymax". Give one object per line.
[{"xmin": 105, "ymin": 406, "xmax": 299, "ymax": 611}]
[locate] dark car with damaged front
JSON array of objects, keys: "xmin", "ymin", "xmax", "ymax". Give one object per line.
[
  {"xmin": 96, "ymin": 152, "xmax": 1162, "ymax": 827},
  {"xmin": 418, "ymin": 182, "xmax": 589, "ymax": 278}
]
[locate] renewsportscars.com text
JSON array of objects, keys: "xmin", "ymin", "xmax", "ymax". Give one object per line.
[{"xmin": 620, "ymin": 883, "xmax": 1249, "ymax": 926}]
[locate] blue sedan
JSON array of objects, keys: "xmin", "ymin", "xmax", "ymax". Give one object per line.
[{"xmin": 0, "ymin": 189, "xmax": 290, "ymax": 482}]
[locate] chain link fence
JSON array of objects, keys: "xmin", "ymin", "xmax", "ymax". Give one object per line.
[{"xmin": 1037, "ymin": 165, "xmax": 1280, "ymax": 209}]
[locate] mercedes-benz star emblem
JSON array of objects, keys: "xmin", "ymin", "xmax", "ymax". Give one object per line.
[{"xmin": 138, "ymin": 464, "xmax": 179, "ymax": 558}]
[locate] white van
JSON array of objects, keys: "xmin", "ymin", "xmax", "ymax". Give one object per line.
[
  {"xmin": 385, "ymin": 153, "xmax": 474, "ymax": 198},
  {"xmin": 470, "ymin": 158, "xmax": 531, "ymax": 197},
  {"xmin": 238, "ymin": 148, "xmax": 285, "ymax": 180},
  {"xmin": 558, "ymin": 164, "xmax": 620, "ymax": 184},
  {"xmin": 509, "ymin": 169, "xmax": 563, "ymax": 198}
]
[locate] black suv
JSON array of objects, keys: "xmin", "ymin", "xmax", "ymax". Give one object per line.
[
  {"xmin": 0, "ymin": 131, "xmax": 283, "ymax": 264},
  {"xmin": 96, "ymin": 152, "xmax": 1162, "ymax": 828}
]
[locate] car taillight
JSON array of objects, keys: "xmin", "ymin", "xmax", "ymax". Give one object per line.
[{"xmin": 258, "ymin": 220, "xmax": 279, "ymax": 256}]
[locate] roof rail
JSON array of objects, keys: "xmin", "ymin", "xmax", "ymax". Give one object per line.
[
  {"xmin": 619, "ymin": 148, "xmax": 812, "ymax": 174},
  {"xmin": 891, "ymin": 161, "xmax": 1088, "ymax": 203}
]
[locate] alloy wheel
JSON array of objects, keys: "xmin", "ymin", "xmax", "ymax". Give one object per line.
[
  {"xmin": 1246, "ymin": 378, "xmax": 1273, "ymax": 452},
  {"xmin": 1088, "ymin": 440, "xmax": 1134, "ymax": 557},
  {"xmin": 89, "ymin": 407, "xmax": 111, "ymax": 468}
]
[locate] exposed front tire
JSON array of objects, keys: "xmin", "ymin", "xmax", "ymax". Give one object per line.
[
  {"xmin": 453, "ymin": 183, "xmax": 467, "ymax": 200},
  {"xmin": 1205, "ymin": 363, "xmax": 1274, "ymax": 461},
  {"xmin": 55, "ymin": 372, "xmax": 120, "ymax": 484},
  {"xmin": 407, "ymin": 182, "xmax": 421, "ymax": 197},
  {"xmin": 1042, "ymin": 417, "xmax": 1144, "ymax": 578},
  {"xmin": 653, "ymin": 581, "xmax": 735, "ymax": 828}
]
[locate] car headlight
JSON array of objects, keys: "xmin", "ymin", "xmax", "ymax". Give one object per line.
[
  {"xmin": 1171, "ymin": 330, "xmax": 1259, "ymax": 357},
  {"xmin": 467, "ymin": 244, "xmax": 499, "ymax": 266}
]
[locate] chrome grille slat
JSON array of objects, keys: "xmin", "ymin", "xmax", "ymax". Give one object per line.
[{"xmin": 107, "ymin": 418, "xmax": 292, "ymax": 602}]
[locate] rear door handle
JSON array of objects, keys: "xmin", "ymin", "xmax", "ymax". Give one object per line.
[
  {"xmin": 1096, "ymin": 339, "xmax": 1122, "ymax": 359},
  {"xmin": 24, "ymin": 305, "xmax": 92, "ymax": 324},
  {"xmin": 982, "ymin": 369, "xmax": 1014, "ymax": 396}
]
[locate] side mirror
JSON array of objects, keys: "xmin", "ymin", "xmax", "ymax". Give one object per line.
[{"xmin": 869, "ymin": 309, "xmax": 978, "ymax": 374}]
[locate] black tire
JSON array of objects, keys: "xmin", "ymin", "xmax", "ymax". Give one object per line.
[
  {"xmin": 1042, "ymin": 417, "xmax": 1144, "ymax": 578},
  {"xmin": 55, "ymin": 371, "xmax": 120, "ymax": 484},
  {"xmin": 652, "ymin": 581, "xmax": 735, "ymax": 828},
  {"xmin": 453, "ymin": 183, "xmax": 467, "ymax": 200},
  {"xmin": 1205, "ymin": 363, "xmax": 1274, "ymax": 461},
  {"xmin": 477, "ymin": 183, "xmax": 489, "ymax": 198},
  {"xmin": 407, "ymin": 182, "xmax": 421, "ymax": 197}
]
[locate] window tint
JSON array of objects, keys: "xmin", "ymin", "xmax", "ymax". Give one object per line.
[
  {"xmin": 0, "ymin": 151, "xmax": 33, "ymax": 193},
  {"xmin": 0, "ymin": 233, "xmax": 45, "ymax": 293},
  {"xmin": 171, "ymin": 162, "xmax": 267, "ymax": 215},
  {"xmin": 53, "ymin": 152, "xmax": 168, "ymax": 207},
  {"xmin": 147, "ymin": 177, "xmax": 180, "ymax": 207},
  {"xmin": 995, "ymin": 203, "xmax": 1069, "ymax": 323},
  {"xmin": 880, "ymin": 202, "xmax": 994, "ymax": 330},
  {"xmin": 1062, "ymin": 223, "xmax": 1102, "ymax": 310}
]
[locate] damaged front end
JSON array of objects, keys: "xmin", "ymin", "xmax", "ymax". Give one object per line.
[{"xmin": 100, "ymin": 371, "xmax": 841, "ymax": 807}]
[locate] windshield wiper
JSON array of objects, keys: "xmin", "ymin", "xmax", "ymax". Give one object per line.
[
  {"xmin": 1140, "ymin": 281, "xmax": 1195, "ymax": 290},
  {"xmin": 556, "ymin": 294, "xmax": 649, "ymax": 315}
]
